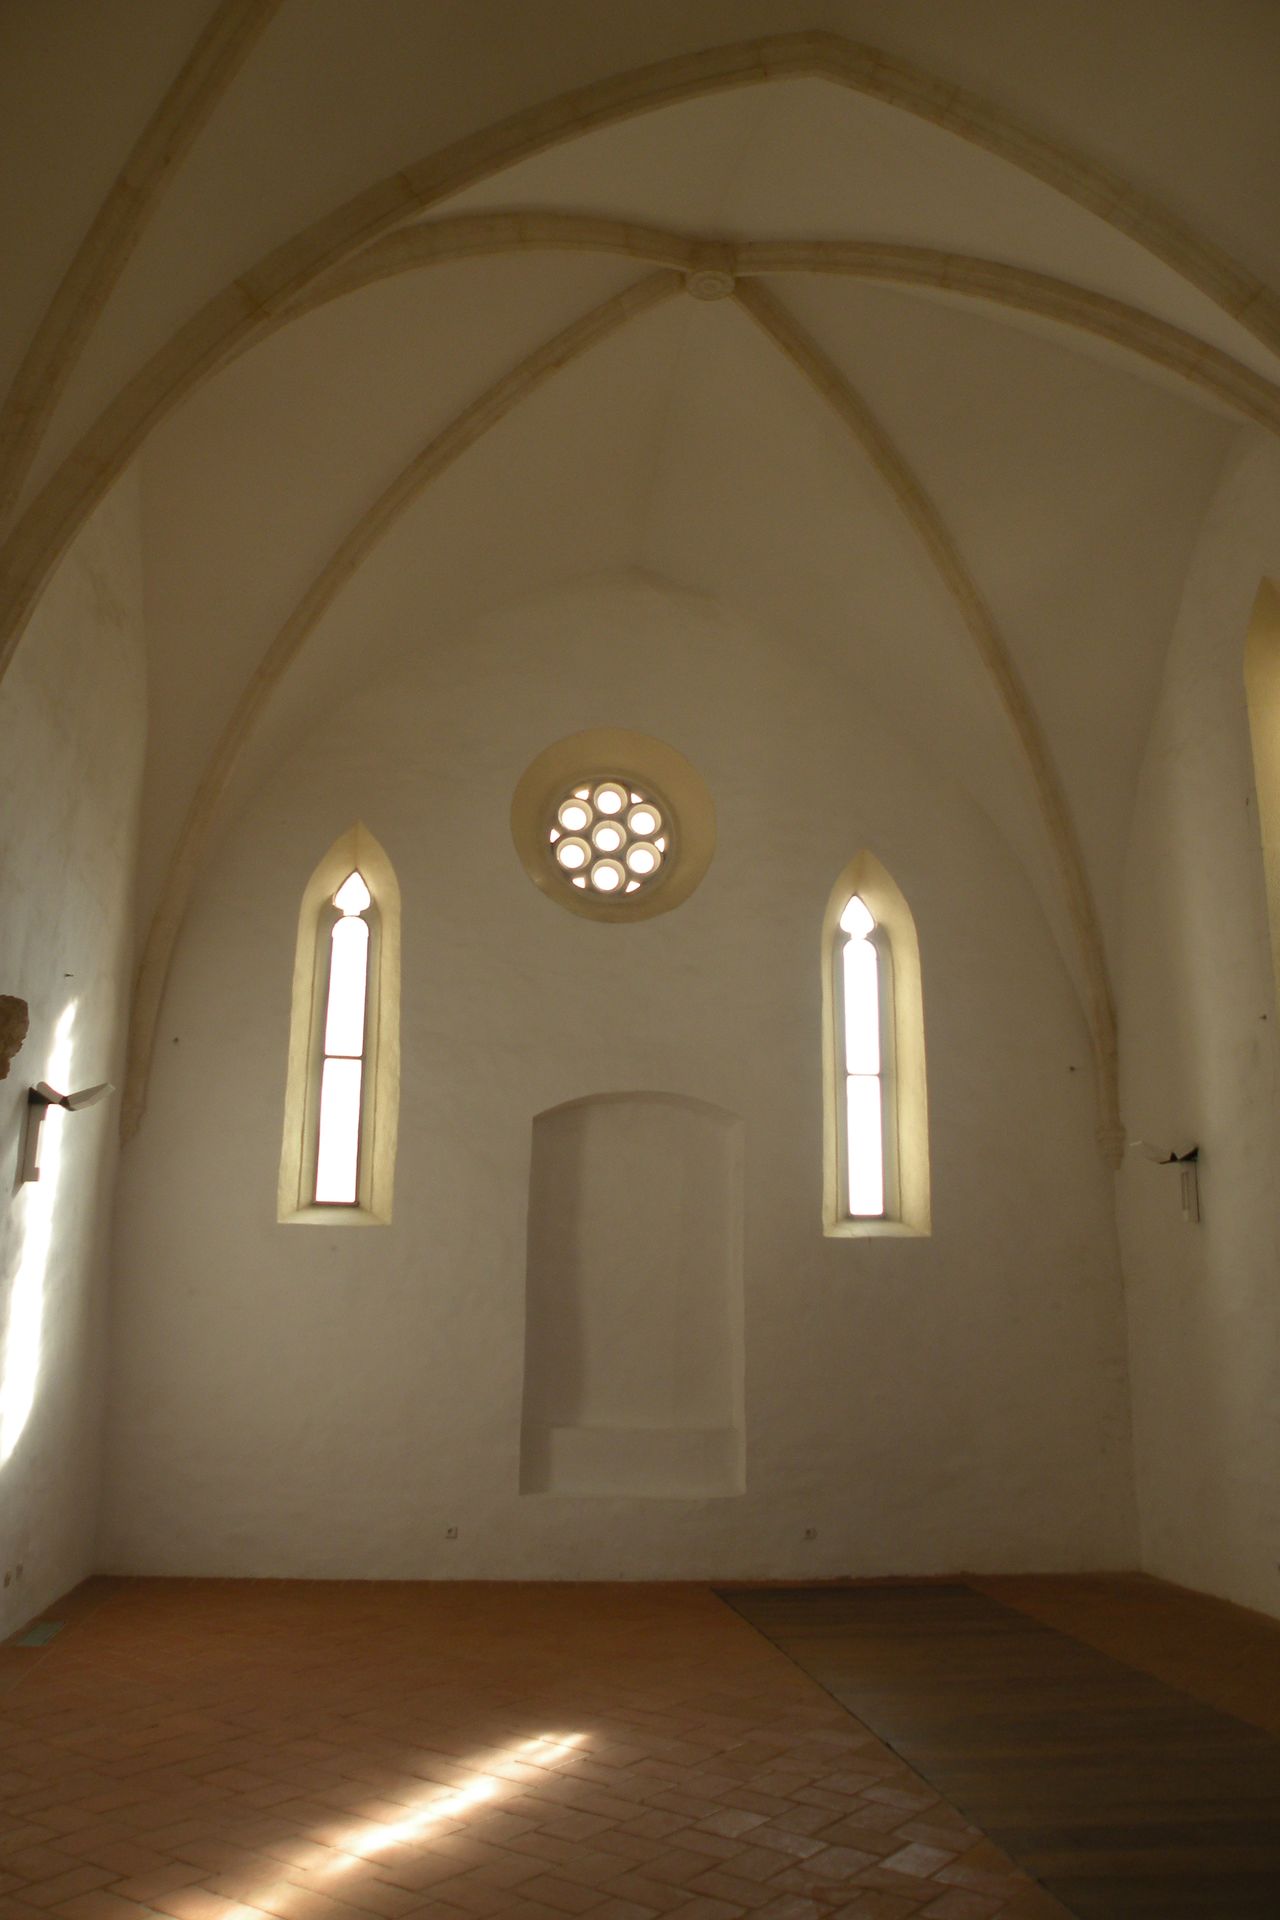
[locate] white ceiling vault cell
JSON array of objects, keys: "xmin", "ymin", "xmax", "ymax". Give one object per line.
[
  {"xmin": 121, "ymin": 247, "xmax": 1233, "ymax": 1152},
  {"xmin": 435, "ymin": 79, "xmax": 1280, "ymax": 382},
  {"xmin": 5, "ymin": 18, "xmax": 1280, "ymax": 663},
  {"xmin": 132, "ymin": 252, "xmax": 650, "ymax": 900},
  {"xmin": 2, "ymin": 7, "xmax": 1277, "ymax": 1159}
]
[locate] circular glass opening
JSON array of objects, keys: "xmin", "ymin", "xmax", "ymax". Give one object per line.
[
  {"xmin": 555, "ymin": 836, "xmax": 590, "ymax": 871},
  {"xmin": 547, "ymin": 775, "xmax": 671, "ymax": 899}
]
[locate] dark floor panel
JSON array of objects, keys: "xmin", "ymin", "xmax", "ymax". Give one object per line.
[{"xmin": 719, "ymin": 1583, "xmax": 1280, "ymax": 1920}]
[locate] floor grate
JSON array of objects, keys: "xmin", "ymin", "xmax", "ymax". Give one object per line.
[{"xmin": 15, "ymin": 1620, "xmax": 64, "ymax": 1647}]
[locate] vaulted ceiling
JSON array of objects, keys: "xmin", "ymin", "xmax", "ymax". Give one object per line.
[{"xmin": 3, "ymin": 1, "xmax": 1279, "ymax": 1143}]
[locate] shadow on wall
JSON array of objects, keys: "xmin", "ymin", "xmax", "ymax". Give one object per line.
[{"xmin": 520, "ymin": 1092, "xmax": 744, "ymax": 1498}]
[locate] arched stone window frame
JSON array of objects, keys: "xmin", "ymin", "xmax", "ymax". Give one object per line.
[
  {"xmin": 822, "ymin": 851, "xmax": 930, "ymax": 1238},
  {"xmin": 1244, "ymin": 578, "xmax": 1280, "ymax": 1002},
  {"xmin": 278, "ymin": 823, "xmax": 400, "ymax": 1226}
]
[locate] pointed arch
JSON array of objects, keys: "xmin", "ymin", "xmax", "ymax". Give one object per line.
[
  {"xmin": 737, "ymin": 278, "xmax": 1121, "ymax": 1160},
  {"xmin": 120, "ymin": 271, "xmax": 677, "ymax": 1139},
  {"xmin": 5, "ymin": 27, "xmax": 1280, "ymax": 694},
  {"xmin": 301, "ymin": 217, "xmax": 1280, "ymax": 438},
  {"xmin": 0, "ymin": 0, "xmax": 283, "ymax": 525},
  {"xmin": 822, "ymin": 851, "xmax": 930, "ymax": 1237},
  {"xmin": 278, "ymin": 822, "xmax": 400, "ymax": 1225}
]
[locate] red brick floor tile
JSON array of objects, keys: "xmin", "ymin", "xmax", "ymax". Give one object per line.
[
  {"xmin": 105, "ymin": 1868, "xmax": 207, "ymax": 1905},
  {"xmin": 585, "ymin": 1836, "xmax": 667, "ymax": 1870},
  {"xmin": 49, "ymin": 1899, "xmax": 166, "ymax": 1920},
  {"xmin": 669, "ymin": 1836, "xmax": 737, "ymax": 1867},
  {"xmin": 891, "ymin": 1824, "xmax": 979, "ymax": 1856},
  {"xmin": 148, "ymin": 1896, "xmax": 251, "ymax": 1920},
  {"xmin": 1, "ymin": 1853, "xmax": 79, "ymax": 1883},
  {"xmin": 0, "ymin": 1583, "xmax": 1067, "ymax": 1920},
  {"xmin": 919, "ymin": 1891, "xmax": 1003, "ymax": 1919},
  {"xmin": 663, "ymin": 1899, "xmax": 749, "ymax": 1920},
  {"xmin": 16, "ymin": 1870, "xmax": 118, "ymax": 1911},
  {"xmin": 741, "ymin": 1832, "xmax": 824, "ymax": 1864},
  {"xmin": 682, "ymin": 1869, "xmax": 779, "ymax": 1910},
  {"xmin": 518, "ymin": 1875, "xmax": 609, "ymax": 1913},
  {"xmin": 831, "ymin": 1896, "xmax": 927, "ymax": 1920},
  {"xmin": 694, "ymin": 1814, "xmax": 766, "ymax": 1843},
  {"xmin": 877, "ymin": 1845, "xmax": 960, "ymax": 1881},
  {"xmin": 643, "ymin": 1850, "xmax": 740, "ymax": 1890},
  {"xmin": 596, "ymin": 1874, "xmax": 690, "ymax": 1914}
]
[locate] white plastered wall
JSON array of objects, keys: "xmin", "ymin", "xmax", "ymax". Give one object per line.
[
  {"xmin": 1119, "ymin": 428, "xmax": 1280, "ymax": 1620},
  {"xmin": 0, "ymin": 476, "xmax": 146, "ymax": 1634},
  {"xmin": 103, "ymin": 573, "xmax": 1135, "ymax": 1580}
]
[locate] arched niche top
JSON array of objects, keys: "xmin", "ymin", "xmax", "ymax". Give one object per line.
[
  {"xmin": 822, "ymin": 850, "xmax": 930, "ymax": 1238},
  {"xmin": 1243, "ymin": 578, "xmax": 1280, "ymax": 1004},
  {"xmin": 533, "ymin": 1088, "xmax": 741, "ymax": 1129},
  {"xmin": 278, "ymin": 821, "xmax": 401, "ymax": 1226}
]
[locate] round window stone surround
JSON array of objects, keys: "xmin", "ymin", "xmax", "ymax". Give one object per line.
[{"xmin": 511, "ymin": 728, "xmax": 715, "ymax": 922}]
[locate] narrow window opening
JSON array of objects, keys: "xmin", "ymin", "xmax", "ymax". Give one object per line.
[
  {"xmin": 1243, "ymin": 579, "xmax": 1280, "ymax": 1006},
  {"xmin": 837, "ymin": 894, "xmax": 888, "ymax": 1219},
  {"xmin": 822, "ymin": 853, "xmax": 930, "ymax": 1238},
  {"xmin": 279, "ymin": 825, "xmax": 400, "ymax": 1226},
  {"xmin": 314, "ymin": 871, "xmax": 372, "ymax": 1205}
]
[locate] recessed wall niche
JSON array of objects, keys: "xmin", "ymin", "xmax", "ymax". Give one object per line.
[{"xmin": 520, "ymin": 1093, "xmax": 745, "ymax": 1497}]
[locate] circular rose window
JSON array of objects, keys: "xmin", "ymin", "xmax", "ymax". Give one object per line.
[
  {"xmin": 549, "ymin": 779, "xmax": 669, "ymax": 896},
  {"xmin": 512, "ymin": 728, "xmax": 714, "ymax": 922}
]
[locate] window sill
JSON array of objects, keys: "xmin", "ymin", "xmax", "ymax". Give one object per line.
[
  {"xmin": 280, "ymin": 1203, "xmax": 388, "ymax": 1228},
  {"xmin": 824, "ymin": 1217, "xmax": 929, "ymax": 1239}
]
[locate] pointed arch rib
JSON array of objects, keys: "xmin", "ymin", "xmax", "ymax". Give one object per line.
[
  {"xmin": 733, "ymin": 279, "xmax": 1122, "ymax": 1159},
  {"xmin": 120, "ymin": 270, "xmax": 681, "ymax": 1139},
  {"xmin": 734, "ymin": 241, "xmax": 1280, "ymax": 438},
  {"xmin": 307, "ymin": 213, "xmax": 701, "ymax": 298},
  {"xmin": 0, "ymin": 0, "xmax": 283, "ymax": 527},
  {"xmin": 5, "ymin": 28, "xmax": 1280, "ymax": 695},
  {"xmin": 307, "ymin": 216, "xmax": 1280, "ymax": 437}
]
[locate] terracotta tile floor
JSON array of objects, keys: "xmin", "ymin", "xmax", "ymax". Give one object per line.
[{"xmin": 0, "ymin": 1580, "xmax": 1067, "ymax": 1920}]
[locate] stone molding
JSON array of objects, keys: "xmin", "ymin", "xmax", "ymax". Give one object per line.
[
  {"xmin": 6, "ymin": 28, "xmax": 1280, "ymax": 692},
  {"xmin": 0, "ymin": 0, "xmax": 282, "ymax": 528},
  {"xmin": 735, "ymin": 279, "xmax": 1121, "ymax": 1148},
  {"xmin": 119, "ymin": 273, "xmax": 680, "ymax": 1138},
  {"xmin": 7, "ymin": 25, "xmax": 1274, "ymax": 1155}
]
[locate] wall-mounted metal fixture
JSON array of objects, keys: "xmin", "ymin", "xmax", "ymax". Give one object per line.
[
  {"xmin": 21, "ymin": 1080, "xmax": 112, "ymax": 1184},
  {"xmin": 1131, "ymin": 1139, "xmax": 1201, "ymax": 1223}
]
